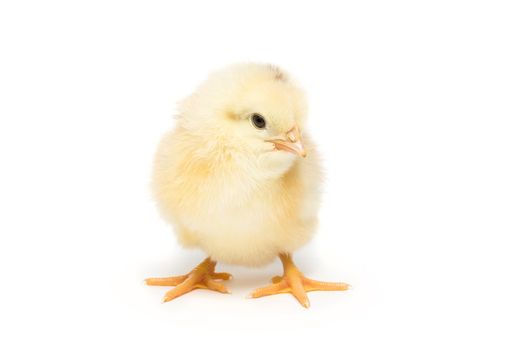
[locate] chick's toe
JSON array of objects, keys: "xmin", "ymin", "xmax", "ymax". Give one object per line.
[
  {"xmin": 145, "ymin": 257, "xmax": 232, "ymax": 302},
  {"xmin": 250, "ymin": 253, "xmax": 349, "ymax": 308}
]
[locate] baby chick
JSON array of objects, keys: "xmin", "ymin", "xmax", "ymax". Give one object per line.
[{"xmin": 146, "ymin": 63, "xmax": 348, "ymax": 307}]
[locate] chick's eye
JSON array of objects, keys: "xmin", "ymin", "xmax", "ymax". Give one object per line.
[{"xmin": 251, "ymin": 113, "xmax": 266, "ymax": 129}]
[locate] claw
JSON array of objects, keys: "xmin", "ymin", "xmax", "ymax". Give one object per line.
[
  {"xmin": 250, "ymin": 253, "xmax": 349, "ymax": 308},
  {"xmin": 146, "ymin": 257, "xmax": 232, "ymax": 303}
]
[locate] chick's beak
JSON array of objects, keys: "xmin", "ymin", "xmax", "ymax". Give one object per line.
[{"xmin": 267, "ymin": 125, "xmax": 307, "ymax": 158}]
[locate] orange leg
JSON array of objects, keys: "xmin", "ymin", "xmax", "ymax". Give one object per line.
[
  {"xmin": 145, "ymin": 257, "xmax": 232, "ymax": 302},
  {"xmin": 250, "ymin": 253, "xmax": 349, "ymax": 308}
]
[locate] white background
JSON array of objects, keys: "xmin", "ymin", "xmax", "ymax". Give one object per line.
[{"xmin": 1, "ymin": 1, "xmax": 524, "ymax": 349}]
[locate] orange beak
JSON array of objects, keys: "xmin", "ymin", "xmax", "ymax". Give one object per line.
[{"xmin": 266, "ymin": 125, "xmax": 307, "ymax": 158}]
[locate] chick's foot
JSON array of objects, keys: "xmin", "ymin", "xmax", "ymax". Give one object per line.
[
  {"xmin": 145, "ymin": 257, "xmax": 232, "ymax": 302},
  {"xmin": 249, "ymin": 253, "xmax": 349, "ymax": 308}
]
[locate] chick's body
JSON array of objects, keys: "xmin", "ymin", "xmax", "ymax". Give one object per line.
[
  {"xmin": 153, "ymin": 127, "xmax": 321, "ymax": 266},
  {"xmin": 152, "ymin": 64, "xmax": 322, "ymax": 267}
]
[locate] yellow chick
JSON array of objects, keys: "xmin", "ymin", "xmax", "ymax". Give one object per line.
[{"xmin": 146, "ymin": 63, "xmax": 348, "ymax": 307}]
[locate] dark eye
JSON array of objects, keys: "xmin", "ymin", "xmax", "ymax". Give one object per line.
[{"xmin": 251, "ymin": 113, "xmax": 266, "ymax": 129}]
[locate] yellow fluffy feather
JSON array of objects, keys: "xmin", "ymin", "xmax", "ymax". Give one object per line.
[{"xmin": 147, "ymin": 63, "xmax": 348, "ymax": 307}]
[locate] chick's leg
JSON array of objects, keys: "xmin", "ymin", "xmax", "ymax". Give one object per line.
[
  {"xmin": 145, "ymin": 257, "xmax": 231, "ymax": 302},
  {"xmin": 250, "ymin": 253, "xmax": 349, "ymax": 308}
]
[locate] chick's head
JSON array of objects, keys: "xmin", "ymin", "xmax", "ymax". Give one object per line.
[{"xmin": 178, "ymin": 63, "xmax": 308, "ymax": 177}]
